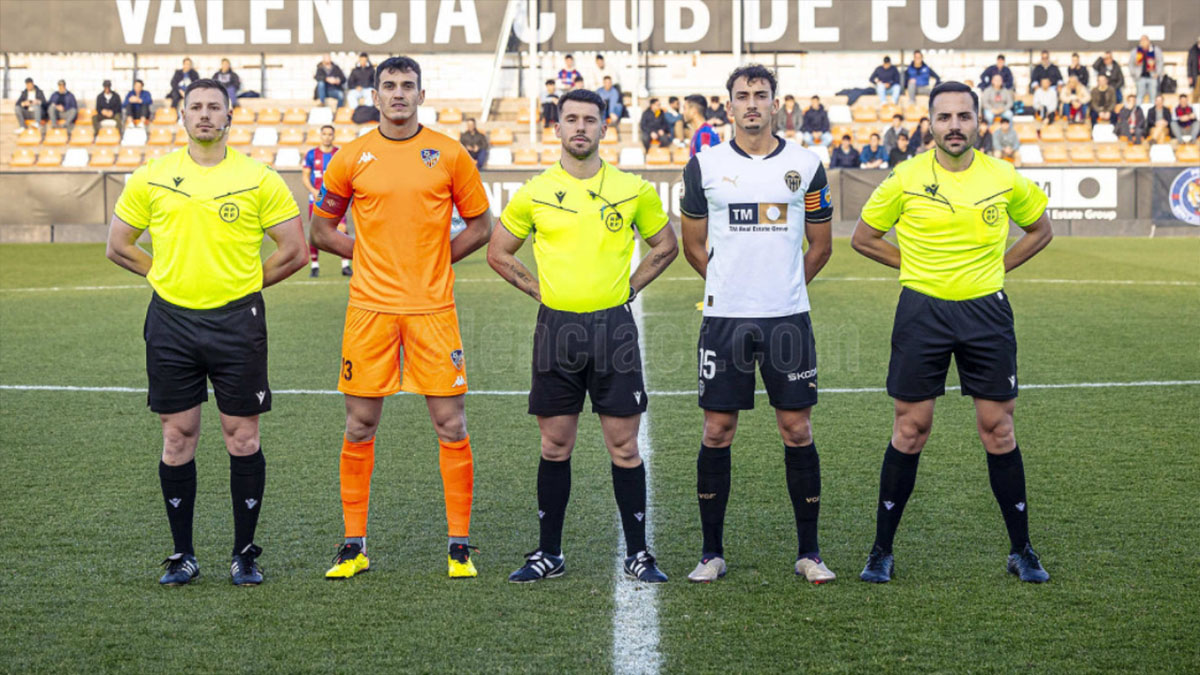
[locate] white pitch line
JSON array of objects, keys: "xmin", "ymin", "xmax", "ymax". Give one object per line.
[{"xmin": 610, "ymin": 246, "xmax": 661, "ymax": 675}]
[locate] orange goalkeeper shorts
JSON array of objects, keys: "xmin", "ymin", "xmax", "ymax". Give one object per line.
[{"xmin": 338, "ymin": 306, "xmax": 468, "ymax": 397}]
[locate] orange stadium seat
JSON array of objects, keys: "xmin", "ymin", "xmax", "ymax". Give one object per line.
[
  {"xmin": 36, "ymin": 148, "xmax": 63, "ymax": 167},
  {"xmin": 89, "ymin": 148, "xmax": 116, "ymax": 166},
  {"xmin": 251, "ymin": 148, "xmax": 275, "ymax": 163},
  {"xmin": 646, "ymin": 147, "xmax": 670, "ymax": 165},
  {"xmin": 1039, "ymin": 124, "xmax": 1065, "ymax": 143},
  {"xmin": 831, "ymin": 125, "xmax": 852, "ymax": 142},
  {"xmin": 852, "ymin": 105, "xmax": 877, "ymax": 122},
  {"xmin": 116, "ymin": 148, "xmax": 143, "ymax": 167},
  {"xmin": 600, "ymin": 127, "xmax": 618, "ymax": 145},
  {"xmin": 671, "ymin": 147, "xmax": 690, "ymax": 166},
  {"xmin": 334, "ymin": 127, "xmax": 357, "ymax": 143},
  {"xmin": 513, "ymin": 148, "xmax": 539, "ymax": 165},
  {"xmin": 1068, "ymin": 145, "xmax": 1096, "ymax": 163},
  {"xmin": 227, "ymin": 128, "xmax": 252, "ymax": 146},
  {"xmin": 490, "ymin": 128, "xmax": 514, "ymax": 146},
  {"xmin": 1095, "ymin": 144, "xmax": 1122, "ymax": 163},
  {"xmin": 303, "ymin": 128, "xmax": 322, "ymax": 145},
  {"xmin": 1066, "ymin": 125, "xmax": 1091, "ymax": 142},
  {"xmin": 232, "ymin": 107, "xmax": 256, "ymax": 124},
  {"xmin": 517, "ymin": 107, "xmax": 532, "ymax": 124},
  {"xmin": 16, "ymin": 128, "xmax": 40, "ymax": 146},
  {"xmin": 1122, "ymin": 144, "xmax": 1149, "ymax": 163},
  {"xmin": 256, "ymin": 108, "xmax": 281, "ymax": 124},
  {"xmin": 1041, "ymin": 144, "xmax": 1068, "ymax": 163},
  {"xmin": 69, "ymin": 127, "xmax": 94, "ymax": 146},
  {"xmin": 95, "ymin": 127, "xmax": 121, "ymax": 146},
  {"xmin": 278, "ymin": 128, "xmax": 304, "ymax": 145},
  {"xmin": 174, "ymin": 129, "xmax": 188, "ymax": 145},
  {"xmin": 153, "ymin": 107, "xmax": 177, "ymax": 125},
  {"xmin": 1016, "ymin": 123, "xmax": 1040, "ymax": 144},
  {"xmin": 282, "ymin": 107, "xmax": 308, "ymax": 124},
  {"xmin": 541, "ymin": 127, "xmax": 557, "ymax": 145},
  {"xmin": 334, "ymin": 107, "xmax": 353, "ymax": 124},
  {"xmin": 43, "ymin": 128, "xmax": 68, "ymax": 146},
  {"xmin": 1177, "ymin": 144, "xmax": 1200, "ymax": 163},
  {"xmin": 439, "ymin": 108, "xmax": 462, "ymax": 124},
  {"xmin": 854, "ymin": 126, "xmax": 875, "ymax": 145},
  {"xmin": 148, "ymin": 127, "xmax": 174, "ymax": 145},
  {"xmin": 880, "ymin": 103, "xmax": 902, "ymax": 121},
  {"xmin": 77, "ymin": 107, "xmax": 95, "ymax": 122},
  {"xmin": 903, "ymin": 104, "xmax": 928, "ymax": 120},
  {"xmin": 10, "ymin": 149, "xmax": 36, "ymax": 167},
  {"xmin": 599, "ymin": 147, "xmax": 620, "ymax": 164},
  {"xmin": 540, "ymin": 146, "xmax": 562, "ymax": 165}
]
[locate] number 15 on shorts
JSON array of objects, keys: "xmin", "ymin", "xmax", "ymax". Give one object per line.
[{"xmin": 699, "ymin": 348, "xmax": 717, "ymax": 380}]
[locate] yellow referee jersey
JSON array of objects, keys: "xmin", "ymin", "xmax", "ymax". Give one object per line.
[
  {"xmin": 114, "ymin": 147, "xmax": 300, "ymax": 309},
  {"xmin": 501, "ymin": 162, "xmax": 670, "ymax": 312},
  {"xmin": 860, "ymin": 149, "xmax": 1047, "ymax": 301}
]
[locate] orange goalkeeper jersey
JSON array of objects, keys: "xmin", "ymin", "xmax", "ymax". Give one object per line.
[{"xmin": 313, "ymin": 126, "xmax": 490, "ymax": 314}]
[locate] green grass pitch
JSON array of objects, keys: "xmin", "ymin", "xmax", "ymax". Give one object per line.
[{"xmin": 1, "ymin": 237, "xmax": 1197, "ymax": 673}]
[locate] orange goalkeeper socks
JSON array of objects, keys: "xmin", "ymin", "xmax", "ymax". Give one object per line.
[
  {"xmin": 340, "ymin": 436, "xmax": 375, "ymax": 538},
  {"xmin": 439, "ymin": 436, "xmax": 474, "ymax": 538}
]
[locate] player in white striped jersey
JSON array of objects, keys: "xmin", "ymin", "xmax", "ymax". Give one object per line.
[{"xmin": 679, "ymin": 64, "xmax": 835, "ymax": 584}]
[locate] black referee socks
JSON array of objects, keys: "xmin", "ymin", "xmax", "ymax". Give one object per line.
[
  {"xmin": 229, "ymin": 448, "xmax": 266, "ymax": 556},
  {"xmin": 537, "ymin": 457, "xmax": 571, "ymax": 557},
  {"xmin": 612, "ymin": 462, "xmax": 648, "ymax": 557},
  {"xmin": 874, "ymin": 443, "xmax": 921, "ymax": 554},
  {"xmin": 986, "ymin": 446, "xmax": 1030, "ymax": 554},
  {"xmin": 784, "ymin": 444, "xmax": 821, "ymax": 557},
  {"xmin": 159, "ymin": 459, "xmax": 196, "ymax": 556},
  {"xmin": 697, "ymin": 444, "xmax": 731, "ymax": 557}
]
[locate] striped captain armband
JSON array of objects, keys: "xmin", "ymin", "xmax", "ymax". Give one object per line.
[
  {"xmin": 315, "ymin": 186, "xmax": 349, "ymax": 218},
  {"xmin": 804, "ymin": 184, "xmax": 833, "ymax": 223}
]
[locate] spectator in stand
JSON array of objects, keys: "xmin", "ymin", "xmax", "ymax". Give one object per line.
[
  {"xmin": 1145, "ymin": 95, "xmax": 1173, "ymax": 139},
  {"xmin": 1067, "ymin": 52, "xmax": 1089, "ymax": 88},
  {"xmin": 168, "ymin": 57, "xmax": 200, "ymax": 110},
  {"xmin": 570, "ymin": 74, "xmax": 586, "ymax": 91},
  {"xmin": 93, "ymin": 79, "xmax": 122, "ymax": 135},
  {"xmin": 905, "ymin": 50, "xmax": 940, "ymax": 102},
  {"xmin": 801, "ymin": 95, "xmax": 833, "ymax": 147},
  {"xmin": 975, "ymin": 119, "xmax": 993, "ymax": 151},
  {"xmin": 639, "ymin": 97, "xmax": 672, "ymax": 150},
  {"xmin": 664, "ymin": 96, "xmax": 685, "ymax": 142},
  {"xmin": 1030, "ymin": 50, "xmax": 1063, "ymax": 93},
  {"xmin": 48, "ymin": 79, "xmax": 78, "ymax": 131},
  {"xmin": 590, "ymin": 54, "xmax": 618, "ymax": 92},
  {"xmin": 774, "ymin": 94, "xmax": 803, "ymax": 137},
  {"xmin": 910, "ymin": 116, "xmax": 932, "ymax": 150},
  {"xmin": 983, "ymin": 74, "xmax": 1015, "ymax": 123},
  {"xmin": 991, "ymin": 117, "xmax": 1019, "ymax": 160},
  {"xmin": 685, "ymin": 94, "xmax": 720, "ymax": 157},
  {"xmin": 891, "ymin": 132, "xmax": 914, "ymax": 164},
  {"xmin": 1114, "ymin": 95, "xmax": 1146, "ymax": 144},
  {"xmin": 829, "ymin": 134, "xmax": 860, "ymax": 168},
  {"xmin": 1032, "ymin": 78, "xmax": 1059, "ymax": 122},
  {"xmin": 1188, "ymin": 37, "xmax": 1200, "ymax": 91},
  {"xmin": 596, "ymin": 76, "xmax": 624, "ymax": 125},
  {"xmin": 1174, "ymin": 94, "xmax": 1197, "ymax": 143},
  {"xmin": 557, "ymin": 54, "xmax": 580, "ymax": 92},
  {"xmin": 540, "ymin": 79, "xmax": 559, "ymax": 127},
  {"xmin": 1129, "ymin": 35, "xmax": 1163, "ymax": 105},
  {"xmin": 882, "ymin": 113, "xmax": 905, "ymax": 151},
  {"xmin": 871, "ymin": 56, "xmax": 902, "ymax": 105},
  {"xmin": 314, "ymin": 54, "xmax": 346, "ymax": 108},
  {"xmin": 859, "ymin": 133, "xmax": 889, "ymax": 169},
  {"xmin": 1090, "ymin": 74, "xmax": 1117, "ymax": 126},
  {"xmin": 213, "ymin": 58, "xmax": 240, "ymax": 107},
  {"xmin": 346, "ymin": 53, "xmax": 375, "ymax": 110},
  {"xmin": 124, "ymin": 79, "xmax": 154, "ymax": 128},
  {"xmin": 1060, "ymin": 75, "xmax": 1090, "ymax": 122},
  {"xmin": 1147, "ymin": 119, "xmax": 1172, "ymax": 145},
  {"xmin": 459, "ymin": 118, "xmax": 489, "ymax": 169},
  {"xmin": 1093, "ymin": 50, "xmax": 1125, "ymax": 99},
  {"xmin": 705, "ymin": 95, "xmax": 729, "ymax": 128},
  {"xmin": 620, "ymin": 91, "xmax": 633, "ymax": 120},
  {"xmin": 14, "ymin": 77, "xmax": 45, "ymax": 129},
  {"xmin": 979, "ymin": 54, "xmax": 1014, "ymax": 91}
]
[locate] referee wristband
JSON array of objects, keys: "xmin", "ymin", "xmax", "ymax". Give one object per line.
[{"xmin": 628, "ymin": 285, "xmax": 638, "ymax": 303}]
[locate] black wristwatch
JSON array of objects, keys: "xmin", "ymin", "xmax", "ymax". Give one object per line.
[{"xmin": 628, "ymin": 285, "xmax": 638, "ymax": 303}]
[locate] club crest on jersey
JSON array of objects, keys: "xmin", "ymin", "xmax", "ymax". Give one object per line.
[
  {"xmin": 784, "ymin": 170, "xmax": 802, "ymax": 192},
  {"xmin": 219, "ymin": 203, "xmax": 240, "ymax": 223},
  {"xmin": 450, "ymin": 349, "xmax": 464, "ymax": 370},
  {"xmin": 982, "ymin": 203, "xmax": 1003, "ymax": 226},
  {"xmin": 421, "ymin": 149, "xmax": 440, "ymax": 168}
]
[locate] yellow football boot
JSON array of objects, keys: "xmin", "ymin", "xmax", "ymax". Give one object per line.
[
  {"xmin": 325, "ymin": 543, "xmax": 369, "ymax": 579},
  {"xmin": 448, "ymin": 543, "xmax": 478, "ymax": 579}
]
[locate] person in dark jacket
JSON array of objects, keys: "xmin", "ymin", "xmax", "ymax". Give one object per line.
[
  {"xmin": 1114, "ymin": 95, "xmax": 1146, "ymax": 144},
  {"xmin": 979, "ymin": 54, "xmax": 1014, "ymax": 91},
  {"xmin": 801, "ymin": 95, "xmax": 832, "ymax": 146},
  {"xmin": 1066, "ymin": 52, "xmax": 1089, "ymax": 88},
  {"xmin": 346, "ymin": 53, "xmax": 375, "ymax": 110},
  {"xmin": 459, "ymin": 118, "xmax": 489, "ymax": 169},
  {"xmin": 14, "ymin": 78, "xmax": 46, "ymax": 128},
  {"xmin": 315, "ymin": 54, "xmax": 347, "ymax": 108},
  {"xmin": 891, "ymin": 132, "xmax": 915, "ymax": 164},
  {"xmin": 774, "ymin": 94, "xmax": 803, "ymax": 136},
  {"xmin": 1090, "ymin": 74, "xmax": 1117, "ymax": 125},
  {"xmin": 871, "ymin": 56, "xmax": 902, "ymax": 105},
  {"xmin": 1029, "ymin": 50, "xmax": 1063, "ymax": 93},
  {"xmin": 910, "ymin": 116, "xmax": 932, "ymax": 150},
  {"xmin": 639, "ymin": 98, "xmax": 672, "ymax": 150},
  {"xmin": 93, "ymin": 79, "xmax": 123, "ymax": 135},
  {"xmin": 168, "ymin": 57, "xmax": 200, "ymax": 109},
  {"xmin": 975, "ymin": 119, "xmax": 993, "ymax": 152},
  {"xmin": 829, "ymin": 134, "xmax": 860, "ymax": 168},
  {"xmin": 213, "ymin": 58, "xmax": 241, "ymax": 107},
  {"xmin": 48, "ymin": 79, "xmax": 77, "ymax": 130},
  {"xmin": 1188, "ymin": 37, "xmax": 1200, "ymax": 91},
  {"xmin": 1093, "ymin": 51, "xmax": 1125, "ymax": 99},
  {"xmin": 904, "ymin": 51, "xmax": 940, "ymax": 102},
  {"xmin": 124, "ymin": 79, "xmax": 154, "ymax": 127},
  {"xmin": 1144, "ymin": 95, "xmax": 1173, "ymax": 138}
]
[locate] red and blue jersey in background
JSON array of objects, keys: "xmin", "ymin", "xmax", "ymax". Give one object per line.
[
  {"xmin": 690, "ymin": 124, "xmax": 720, "ymax": 157},
  {"xmin": 304, "ymin": 146, "xmax": 339, "ymax": 202}
]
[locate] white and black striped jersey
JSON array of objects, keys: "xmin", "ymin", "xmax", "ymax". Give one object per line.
[{"xmin": 681, "ymin": 137, "xmax": 832, "ymax": 318}]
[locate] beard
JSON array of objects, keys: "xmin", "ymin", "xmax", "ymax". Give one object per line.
[
  {"xmin": 935, "ymin": 130, "xmax": 976, "ymax": 157},
  {"xmin": 564, "ymin": 136, "xmax": 599, "ymax": 160}
]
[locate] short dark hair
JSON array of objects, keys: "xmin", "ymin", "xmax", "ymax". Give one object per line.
[
  {"xmin": 726, "ymin": 63, "xmax": 777, "ymax": 99},
  {"xmin": 841, "ymin": 134, "xmax": 852, "ymax": 141},
  {"xmin": 883, "ymin": 56, "xmax": 891, "ymax": 64},
  {"xmin": 359, "ymin": 51, "xmax": 369, "ymax": 58},
  {"xmin": 183, "ymin": 78, "xmax": 230, "ymax": 108},
  {"xmin": 710, "ymin": 95, "xmax": 721, "ymax": 103},
  {"xmin": 557, "ymin": 88, "xmax": 606, "ymax": 119},
  {"xmin": 573, "ymin": 74, "xmax": 583, "ymax": 83},
  {"xmin": 102, "ymin": 79, "xmax": 112, "ymax": 88},
  {"xmin": 913, "ymin": 49, "xmax": 923, "ymax": 56},
  {"xmin": 545, "ymin": 79, "xmax": 556, "ymax": 86},
  {"xmin": 685, "ymin": 94, "xmax": 707, "ymax": 114},
  {"xmin": 24, "ymin": 77, "xmax": 32, "ymax": 84},
  {"xmin": 997, "ymin": 54, "xmax": 1006, "ymax": 61},
  {"xmin": 898, "ymin": 132, "xmax": 909, "ymax": 139},
  {"xmin": 57, "ymin": 79, "xmax": 66, "ymax": 86},
  {"xmin": 784, "ymin": 94, "xmax": 795, "ymax": 101},
  {"xmin": 134, "ymin": 79, "xmax": 144, "ymax": 86},
  {"xmin": 596, "ymin": 54, "xmax": 605, "ymax": 61},
  {"xmin": 892, "ymin": 113, "xmax": 904, "ymax": 121},
  {"xmin": 870, "ymin": 133, "xmax": 880, "ymax": 140},
  {"xmin": 669, "ymin": 96, "xmax": 679, "ymax": 104},
  {"xmin": 564, "ymin": 54, "xmax": 574, "ymax": 60},
  {"xmin": 376, "ymin": 56, "xmax": 421, "ymax": 90},
  {"xmin": 928, "ymin": 81, "xmax": 979, "ymax": 116},
  {"xmin": 321, "ymin": 124, "xmax": 335, "ymax": 133}
]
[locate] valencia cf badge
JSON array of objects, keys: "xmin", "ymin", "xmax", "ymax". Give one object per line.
[
  {"xmin": 784, "ymin": 170, "xmax": 802, "ymax": 192},
  {"xmin": 421, "ymin": 149, "xmax": 440, "ymax": 168}
]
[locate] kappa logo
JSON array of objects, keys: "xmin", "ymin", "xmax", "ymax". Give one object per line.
[
  {"xmin": 358, "ymin": 151, "xmax": 377, "ymax": 164},
  {"xmin": 255, "ymin": 390, "xmax": 266, "ymax": 404},
  {"xmin": 1008, "ymin": 375, "xmax": 1017, "ymax": 389},
  {"xmin": 633, "ymin": 390, "xmax": 642, "ymax": 404},
  {"xmin": 634, "ymin": 512, "xmax": 645, "ymax": 522},
  {"xmin": 1015, "ymin": 502, "xmax": 1026, "ymax": 512},
  {"xmin": 721, "ymin": 175, "xmax": 740, "ymax": 188},
  {"xmin": 172, "ymin": 176, "xmax": 184, "ymax": 187},
  {"xmin": 554, "ymin": 190, "xmax": 566, "ymax": 204},
  {"xmin": 168, "ymin": 498, "xmax": 182, "ymax": 508},
  {"xmin": 453, "ymin": 375, "xmax": 466, "ymax": 388},
  {"xmin": 883, "ymin": 500, "xmax": 895, "ymax": 511},
  {"xmin": 245, "ymin": 498, "xmax": 258, "ymax": 510}
]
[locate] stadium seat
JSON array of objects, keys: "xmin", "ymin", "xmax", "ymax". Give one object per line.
[
  {"xmin": 1149, "ymin": 144, "xmax": 1176, "ymax": 164},
  {"xmin": 512, "ymin": 148, "xmax": 538, "ymax": 165},
  {"xmin": 646, "ymin": 147, "xmax": 670, "ymax": 165},
  {"xmin": 488, "ymin": 148, "xmax": 513, "ymax": 166},
  {"xmin": 116, "ymin": 148, "xmax": 142, "ymax": 167},
  {"xmin": 121, "ymin": 128, "xmax": 147, "ymax": 147},
  {"xmin": 95, "ymin": 127, "xmax": 121, "ymax": 146},
  {"xmin": 227, "ymin": 128, "xmax": 253, "ymax": 146},
  {"xmin": 302, "ymin": 128, "xmax": 322, "ymax": 145},
  {"xmin": 854, "ymin": 126, "xmax": 875, "ymax": 145},
  {"xmin": 153, "ymin": 107, "xmax": 177, "ymax": 125},
  {"xmin": 1042, "ymin": 144, "xmax": 1068, "ymax": 163},
  {"xmin": 16, "ymin": 128, "xmax": 40, "ymax": 146},
  {"xmin": 1177, "ymin": 144, "xmax": 1200, "ymax": 163},
  {"xmin": 232, "ymin": 107, "xmax": 256, "ymax": 124},
  {"xmin": 439, "ymin": 108, "xmax": 463, "ymax": 124},
  {"xmin": 43, "ymin": 128, "xmax": 68, "ymax": 146},
  {"xmin": 1039, "ymin": 124, "xmax": 1065, "ymax": 143},
  {"xmin": 517, "ymin": 107, "xmax": 532, "ymax": 124},
  {"xmin": 148, "ymin": 127, "xmax": 174, "ymax": 145},
  {"xmin": 275, "ymin": 147, "xmax": 301, "ymax": 168},
  {"xmin": 77, "ymin": 107, "xmax": 95, "ymax": 123},
  {"xmin": 69, "ymin": 128, "xmax": 94, "ymax": 146},
  {"xmin": 618, "ymin": 147, "xmax": 645, "ymax": 166},
  {"xmin": 251, "ymin": 127, "xmax": 278, "ymax": 146},
  {"xmin": 540, "ymin": 146, "xmax": 561, "ymax": 165},
  {"xmin": 256, "ymin": 108, "xmax": 281, "ymax": 124},
  {"xmin": 903, "ymin": 104, "xmax": 928, "ymax": 121},
  {"xmin": 600, "ymin": 127, "xmax": 617, "ymax": 145},
  {"xmin": 880, "ymin": 103, "xmax": 902, "ymax": 121},
  {"xmin": 62, "ymin": 148, "xmax": 89, "ymax": 168},
  {"xmin": 1016, "ymin": 123, "xmax": 1040, "ymax": 144},
  {"xmin": 174, "ymin": 129, "xmax": 188, "ymax": 145},
  {"xmin": 335, "ymin": 127, "xmax": 357, "ymax": 143},
  {"xmin": 599, "ymin": 147, "xmax": 620, "ymax": 164},
  {"xmin": 1123, "ymin": 145, "xmax": 1150, "ymax": 163},
  {"xmin": 1095, "ymin": 144, "xmax": 1122, "ymax": 163},
  {"xmin": 670, "ymin": 147, "xmax": 689, "ymax": 166},
  {"xmin": 828, "ymin": 105, "xmax": 852, "ymax": 124},
  {"xmin": 851, "ymin": 105, "xmax": 877, "ymax": 123},
  {"xmin": 307, "ymin": 107, "xmax": 333, "ymax": 126},
  {"xmin": 10, "ymin": 149, "xmax": 36, "ymax": 167},
  {"xmin": 282, "ymin": 107, "xmax": 307, "ymax": 124},
  {"xmin": 1065, "ymin": 125, "xmax": 1090, "ymax": 142},
  {"xmin": 278, "ymin": 128, "xmax": 304, "ymax": 145},
  {"xmin": 251, "ymin": 148, "xmax": 275, "ymax": 163},
  {"xmin": 1068, "ymin": 145, "xmax": 1096, "ymax": 164},
  {"xmin": 36, "ymin": 148, "xmax": 63, "ymax": 167},
  {"xmin": 541, "ymin": 127, "xmax": 557, "ymax": 145},
  {"xmin": 1092, "ymin": 124, "xmax": 1117, "ymax": 143},
  {"xmin": 90, "ymin": 148, "xmax": 116, "ymax": 166},
  {"xmin": 1017, "ymin": 145, "xmax": 1043, "ymax": 164},
  {"xmin": 490, "ymin": 128, "xmax": 514, "ymax": 146},
  {"xmin": 335, "ymin": 107, "xmax": 353, "ymax": 124},
  {"xmin": 831, "ymin": 126, "xmax": 852, "ymax": 143}
]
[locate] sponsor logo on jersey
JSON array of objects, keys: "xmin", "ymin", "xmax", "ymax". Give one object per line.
[
  {"xmin": 728, "ymin": 202, "xmax": 788, "ymax": 227},
  {"xmin": 421, "ymin": 148, "xmax": 440, "ymax": 168},
  {"xmin": 787, "ymin": 367, "xmax": 817, "ymax": 382},
  {"xmin": 357, "ymin": 151, "xmax": 376, "ymax": 164}
]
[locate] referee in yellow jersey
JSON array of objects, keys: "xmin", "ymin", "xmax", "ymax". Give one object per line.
[
  {"xmin": 106, "ymin": 80, "xmax": 307, "ymax": 587},
  {"xmin": 851, "ymin": 82, "xmax": 1054, "ymax": 584},
  {"xmin": 487, "ymin": 89, "xmax": 678, "ymax": 584}
]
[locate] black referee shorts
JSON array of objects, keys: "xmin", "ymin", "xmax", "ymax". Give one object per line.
[
  {"xmin": 697, "ymin": 313, "xmax": 818, "ymax": 411},
  {"xmin": 528, "ymin": 303, "xmax": 647, "ymax": 418},
  {"xmin": 144, "ymin": 292, "xmax": 271, "ymax": 416},
  {"xmin": 887, "ymin": 287, "xmax": 1018, "ymax": 402}
]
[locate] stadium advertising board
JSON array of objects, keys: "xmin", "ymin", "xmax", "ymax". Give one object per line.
[
  {"xmin": 1151, "ymin": 167, "xmax": 1200, "ymax": 227},
  {"xmin": 2, "ymin": 0, "xmax": 1196, "ymax": 54}
]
